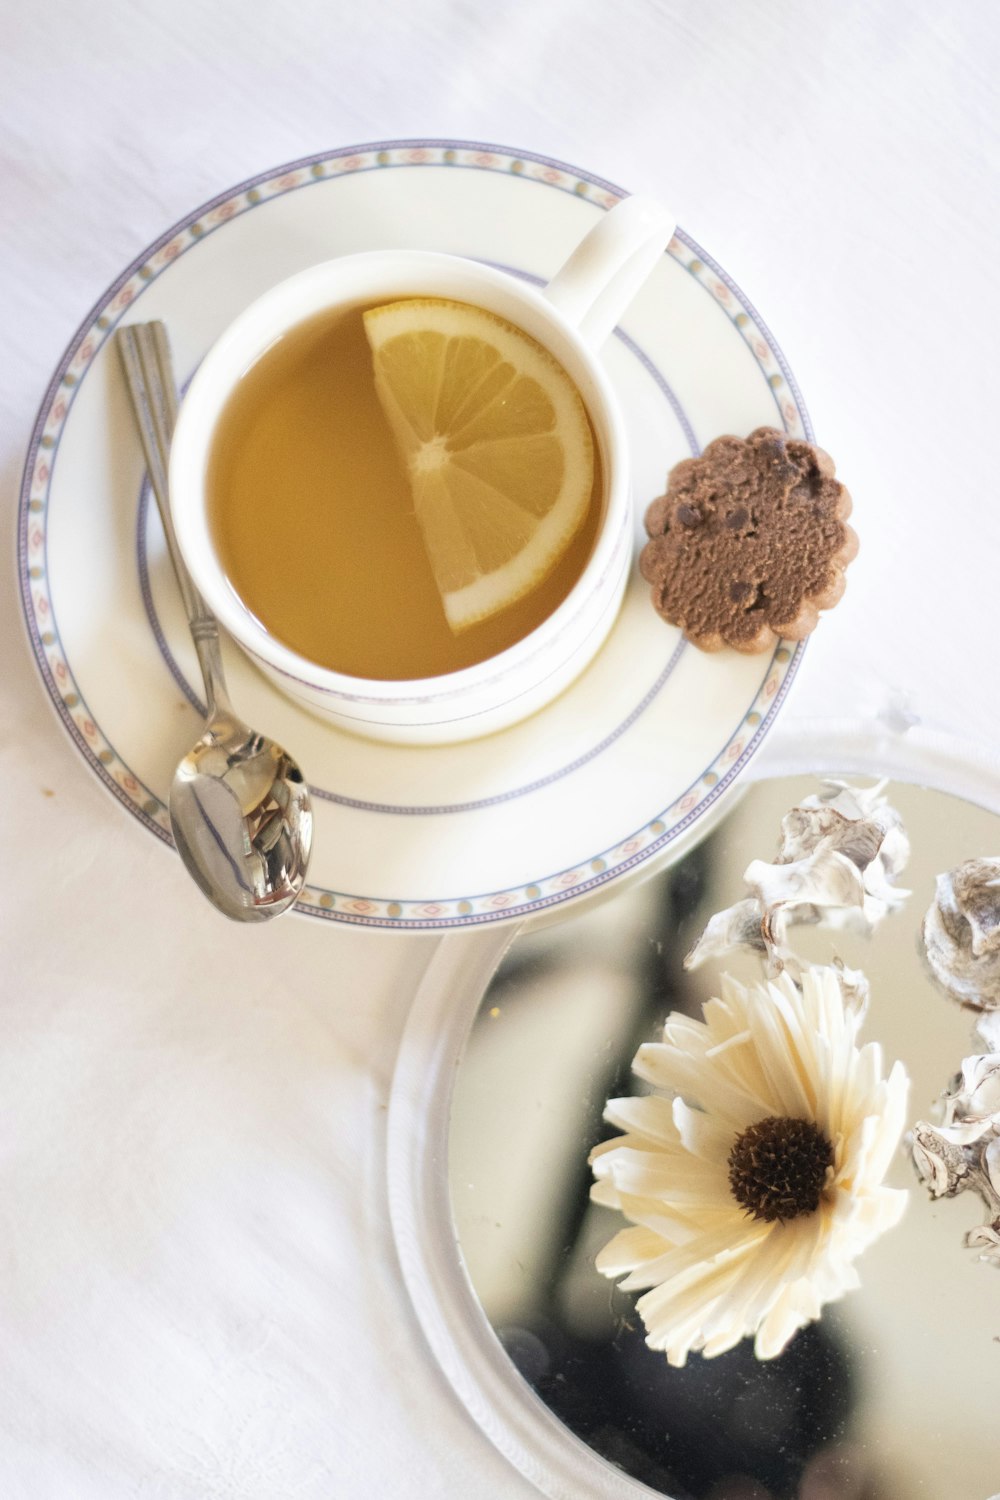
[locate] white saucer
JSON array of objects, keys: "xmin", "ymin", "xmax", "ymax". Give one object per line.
[{"xmin": 17, "ymin": 139, "xmax": 810, "ymax": 930}]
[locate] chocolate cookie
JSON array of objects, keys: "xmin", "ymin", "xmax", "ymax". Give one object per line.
[{"xmin": 639, "ymin": 427, "xmax": 858, "ymax": 653}]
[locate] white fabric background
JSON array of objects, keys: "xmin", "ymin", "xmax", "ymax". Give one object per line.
[{"xmin": 2, "ymin": 2, "xmax": 998, "ymax": 1496}]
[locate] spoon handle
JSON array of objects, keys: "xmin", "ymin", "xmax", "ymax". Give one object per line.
[{"xmin": 116, "ymin": 323, "xmax": 231, "ymax": 715}]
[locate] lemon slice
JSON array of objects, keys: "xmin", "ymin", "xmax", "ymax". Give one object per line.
[{"xmin": 363, "ymin": 297, "xmax": 595, "ymax": 632}]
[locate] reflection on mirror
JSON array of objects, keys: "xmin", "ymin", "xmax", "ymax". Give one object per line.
[{"xmin": 449, "ymin": 778, "xmax": 1000, "ymax": 1500}]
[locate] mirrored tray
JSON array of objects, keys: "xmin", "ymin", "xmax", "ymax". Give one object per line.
[{"xmin": 390, "ymin": 772, "xmax": 1000, "ymax": 1500}]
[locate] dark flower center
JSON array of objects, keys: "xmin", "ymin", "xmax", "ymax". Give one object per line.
[{"xmin": 727, "ymin": 1115, "xmax": 833, "ymax": 1223}]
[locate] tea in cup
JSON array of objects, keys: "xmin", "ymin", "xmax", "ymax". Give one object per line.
[{"xmin": 169, "ymin": 195, "xmax": 674, "ymax": 743}]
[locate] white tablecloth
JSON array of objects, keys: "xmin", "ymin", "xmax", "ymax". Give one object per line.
[{"xmin": 3, "ymin": 3, "xmax": 998, "ymax": 1495}]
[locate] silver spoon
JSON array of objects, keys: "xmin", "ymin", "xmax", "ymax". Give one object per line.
[{"xmin": 116, "ymin": 321, "xmax": 313, "ymax": 921}]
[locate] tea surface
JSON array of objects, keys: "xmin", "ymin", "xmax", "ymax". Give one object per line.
[{"xmin": 207, "ymin": 305, "xmax": 603, "ymax": 681}]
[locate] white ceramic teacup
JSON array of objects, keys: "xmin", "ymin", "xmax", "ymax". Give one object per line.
[{"xmin": 169, "ymin": 194, "xmax": 674, "ymax": 744}]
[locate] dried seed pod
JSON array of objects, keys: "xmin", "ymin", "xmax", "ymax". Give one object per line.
[
  {"xmin": 685, "ymin": 779, "xmax": 909, "ymax": 1001},
  {"xmin": 923, "ymin": 858, "xmax": 1000, "ymax": 1010},
  {"xmin": 910, "ymin": 1053, "xmax": 1000, "ymax": 1265}
]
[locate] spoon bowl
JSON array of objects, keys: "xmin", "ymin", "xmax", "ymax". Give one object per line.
[
  {"xmin": 170, "ymin": 712, "xmax": 312, "ymax": 921},
  {"xmin": 117, "ymin": 322, "xmax": 313, "ymax": 921}
]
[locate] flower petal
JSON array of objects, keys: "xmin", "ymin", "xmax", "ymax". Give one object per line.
[
  {"xmin": 671, "ymin": 1098, "xmax": 737, "ymax": 1163},
  {"xmin": 596, "ymin": 1145, "xmax": 733, "ymax": 1209},
  {"xmin": 635, "ymin": 1041, "xmax": 768, "ymax": 1131},
  {"xmin": 594, "ymin": 1223, "xmax": 671, "ymax": 1277},
  {"xmin": 699, "ymin": 1209, "xmax": 824, "ymax": 1350},
  {"xmin": 617, "ymin": 1219, "xmax": 764, "ymax": 1293},
  {"xmin": 603, "ymin": 1093, "xmax": 681, "ymax": 1147},
  {"xmin": 744, "ymin": 984, "xmax": 817, "ymax": 1118}
]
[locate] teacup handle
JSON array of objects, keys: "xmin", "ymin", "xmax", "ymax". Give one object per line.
[{"xmin": 544, "ymin": 194, "xmax": 676, "ymax": 349}]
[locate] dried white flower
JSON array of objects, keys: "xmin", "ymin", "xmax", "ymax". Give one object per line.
[
  {"xmin": 923, "ymin": 858, "xmax": 1000, "ymax": 1010},
  {"xmin": 967, "ymin": 1223, "xmax": 1000, "ymax": 1260},
  {"xmin": 987, "ymin": 1138, "xmax": 1000, "ymax": 1198},
  {"xmin": 829, "ymin": 958, "xmax": 871, "ymax": 1016},
  {"xmin": 977, "ymin": 1010, "xmax": 1000, "ymax": 1053},
  {"xmin": 685, "ymin": 780, "xmax": 910, "ymax": 991},
  {"xmin": 686, "ymin": 897, "xmax": 768, "ymax": 966},
  {"xmin": 914, "ymin": 859, "xmax": 1000, "ymax": 1261},
  {"xmin": 591, "ymin": 967, "xmax": 909, "ymax": 1366},
  {"xmin": 910, "ymin": 1049, "xmax": 1000, "ymax": 1263},
  {"xmin": 941, "ymin": 1054, "xmax": 1000, "ymax": 1144}
]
